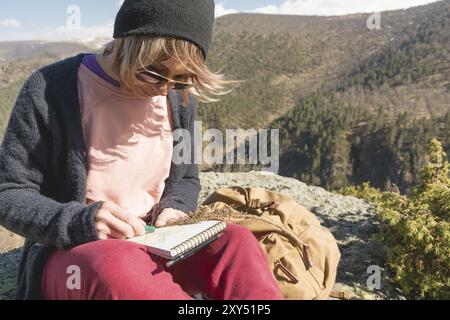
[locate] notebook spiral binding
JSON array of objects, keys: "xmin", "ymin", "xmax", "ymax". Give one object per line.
[{"xmin": 171, "ymin": 221, "xmax": 227, "ymax": 256}]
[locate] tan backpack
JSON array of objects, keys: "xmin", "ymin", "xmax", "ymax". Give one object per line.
[{"xmin": 198, "ymin": 186, "xmax": 343, "ymax": 300}]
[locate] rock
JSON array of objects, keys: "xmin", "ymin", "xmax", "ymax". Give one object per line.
[
  {"xmin": 199, "ymin": 171, "xmax": 404, "ymax": 300},
  {"xmin": 0, "ymin": 171, "xmax": 404, "ymax": 300},
  {"xmin": 0, "ymin": 248, "xmax": 21, "ymax": 300}
]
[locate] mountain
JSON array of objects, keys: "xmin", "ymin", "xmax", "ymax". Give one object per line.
[
  {"xmin": 205, "ymin": 1, "xmax": 450, "ymax": 193},
  {"xmin": 0, "ymin": 40, "xmax": 96, "ymax": 63},
  {"xmin": 0, "ymin": 39, "xmax": 106, "ymax": 134},
  {"xmin": 199, "ymin": 0, "xmax": 450, "ymax": 130},
  {"xmin": 0, "ymin": 1, "xmax": 450, "ymax": 194}
]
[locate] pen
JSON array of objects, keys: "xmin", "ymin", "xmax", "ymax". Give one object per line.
[
  {"xmin": 145, "ymin": 225, "xmax": 156, "ymax": 233},
  {"xmin": 165, "ymin": 233, "xmax": 223, "ymax": 268}
]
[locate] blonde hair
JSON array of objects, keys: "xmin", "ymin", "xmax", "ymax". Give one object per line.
[{"xmin": 102, "ymin": 35, "xmax": 240, "ymax": 103}]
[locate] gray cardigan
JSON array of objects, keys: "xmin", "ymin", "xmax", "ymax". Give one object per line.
[{"xmin": 0, "ymin": 53, "xmax": 201, "ymax": 300}]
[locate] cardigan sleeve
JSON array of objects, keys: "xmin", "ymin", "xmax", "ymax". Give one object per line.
[
  {"xmin": 153, "ymin": 96, "xmax": 201, "ymax": 217},
  {"xmin": 0, "ymin": 71, "xmax": 102, "ymax": 249}
]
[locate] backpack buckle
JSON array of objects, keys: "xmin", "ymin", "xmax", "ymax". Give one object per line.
[
  {"xmin": 244, "ymin": 199, "xmax": 280, "ymax": 216},
  {"xmin": 249, "ymin": 198, "xmax": 260, "ymax": 209},
  {"xmin": 248, "ymin": 199, "xmax": 280, "ymax": 210}
]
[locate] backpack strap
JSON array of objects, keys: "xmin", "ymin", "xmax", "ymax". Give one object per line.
[
  {"xmin": 230, "ymin": 187, "xmax": 306, "ymax": 247},
  {"xmin": 233, "ymin": 213, "xmax": 315, "ymax": 272},
  {"xmin": 212, "ymin": 187, "xmax": 313, "ymax": 269},
  {"xmin": 250, "ymin": 199, "xmax": 280, "ymax": 210},
  {"xmin": 233, "ymin": 186, "xmax": 280, "ymax": 215},
  {"xmin": 231, "ymin": 189, "xmax": 314, "ymax": 269},
  {"xmin": 234, "ymin": 213, "xmax": 309, "ymax": 249}
]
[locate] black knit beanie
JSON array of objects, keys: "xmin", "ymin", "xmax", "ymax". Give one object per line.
[{"xmin": 113, "ymin": 0, "xmax": 215, "ymax": 58}]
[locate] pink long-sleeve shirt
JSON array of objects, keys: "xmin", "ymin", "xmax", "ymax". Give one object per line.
[{"xmin": 77, "ymin": 60, "xmax": 174, "ymax": 218}]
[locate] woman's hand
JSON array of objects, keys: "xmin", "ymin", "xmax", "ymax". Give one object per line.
[
  {"xmin": 95, "ymin": 201, "xmax": 146, "ymax": 240},
  {"xmin": 154, "ymin": 208, "xmax": 189, "ymax": 227}
]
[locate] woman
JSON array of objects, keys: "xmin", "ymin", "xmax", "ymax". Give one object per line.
[{"xmin": 0, "ymin": 0, "xmax": 284, "ymax": 300}]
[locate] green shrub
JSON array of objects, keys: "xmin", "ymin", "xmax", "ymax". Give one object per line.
[
  {"xmin": 337, "ymin": 139, "xmax": 450, "ymax": 299},
  {"xmin": 337, "ymin": 181, "xmax": 384, "ymax": 203},
  {"xmin": 375, "ymin": 139, "xmax": 450, "ymax": 299}
]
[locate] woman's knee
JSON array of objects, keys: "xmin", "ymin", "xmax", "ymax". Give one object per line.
[
  {"xmin": 68, "ymin": 239, "xmax": 149, "ymax": 270},
  {"xmin": 222, "ymin": 223, "xmax": 258, "ymax": 245},
  {"xmin": 42, "ymin": 239, "xmax": 156, "ymax": 299},
  {"xmin": 69, "ymin": 240, "xmax": 191, "ymax": 300},
  {"xmin": 76, "ymin": 240, "xmax": 159, "ymax": 285}
]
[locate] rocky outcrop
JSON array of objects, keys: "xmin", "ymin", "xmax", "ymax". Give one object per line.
[{"xmin": 0, "ymin": 171, "xmax": 404, "ymax": 300}]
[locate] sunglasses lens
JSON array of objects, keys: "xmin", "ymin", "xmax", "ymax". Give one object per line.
[
  {"xmin": 137, "ymin": 71, "xmax": 195, "ymax": 90},
  {"xmin": 137, "ymin": 73, "xmax": 160, "ymax": 84},
  {"xmin": 174, "ymin": 83, "xmax": 192, "ymax": 90}
]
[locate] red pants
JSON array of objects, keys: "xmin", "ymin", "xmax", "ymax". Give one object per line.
[{"xmin": 41, "ymin": 223, "xmax": 284, "ymax": 300}]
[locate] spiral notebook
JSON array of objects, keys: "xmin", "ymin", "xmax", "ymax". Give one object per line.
[{"xmin": 127, "ymin": 220, "xmax": 227, "ymax": 259}]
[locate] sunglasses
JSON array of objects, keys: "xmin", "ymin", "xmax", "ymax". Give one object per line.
[{"xmin": 136, "ymin": 67, "xmax": 196, "ymax": 90}]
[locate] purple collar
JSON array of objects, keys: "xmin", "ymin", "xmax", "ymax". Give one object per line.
[{"xmin": 82, "ymin": 54, "xmax": 121, "ymax": 87}]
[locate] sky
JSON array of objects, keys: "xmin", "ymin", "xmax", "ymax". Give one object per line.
[{"xmin": 0, "ymin": 0, "xmax": 442, "ymax": 42}]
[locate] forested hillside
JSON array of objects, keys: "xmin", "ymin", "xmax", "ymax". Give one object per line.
[
  {"xmin": 209, "ymin": 1, "xmax": 450, "ymax": 193},
  {"xmin": 1, "ymin": 1, "xmax": 449, "ymax": 194}
]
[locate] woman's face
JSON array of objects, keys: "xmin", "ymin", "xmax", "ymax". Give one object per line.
[{"xmin": 138, "ymin": 57, "xmax": 194, "ymax": 97}]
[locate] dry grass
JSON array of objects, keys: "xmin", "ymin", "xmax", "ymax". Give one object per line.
[
  {"xmin": 164, "ymin": 205, "xmax": 249, "ymax": 227},
  {"xmin": 0, "ymin": 226, "xmax": 24, "ymax": 254}
]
